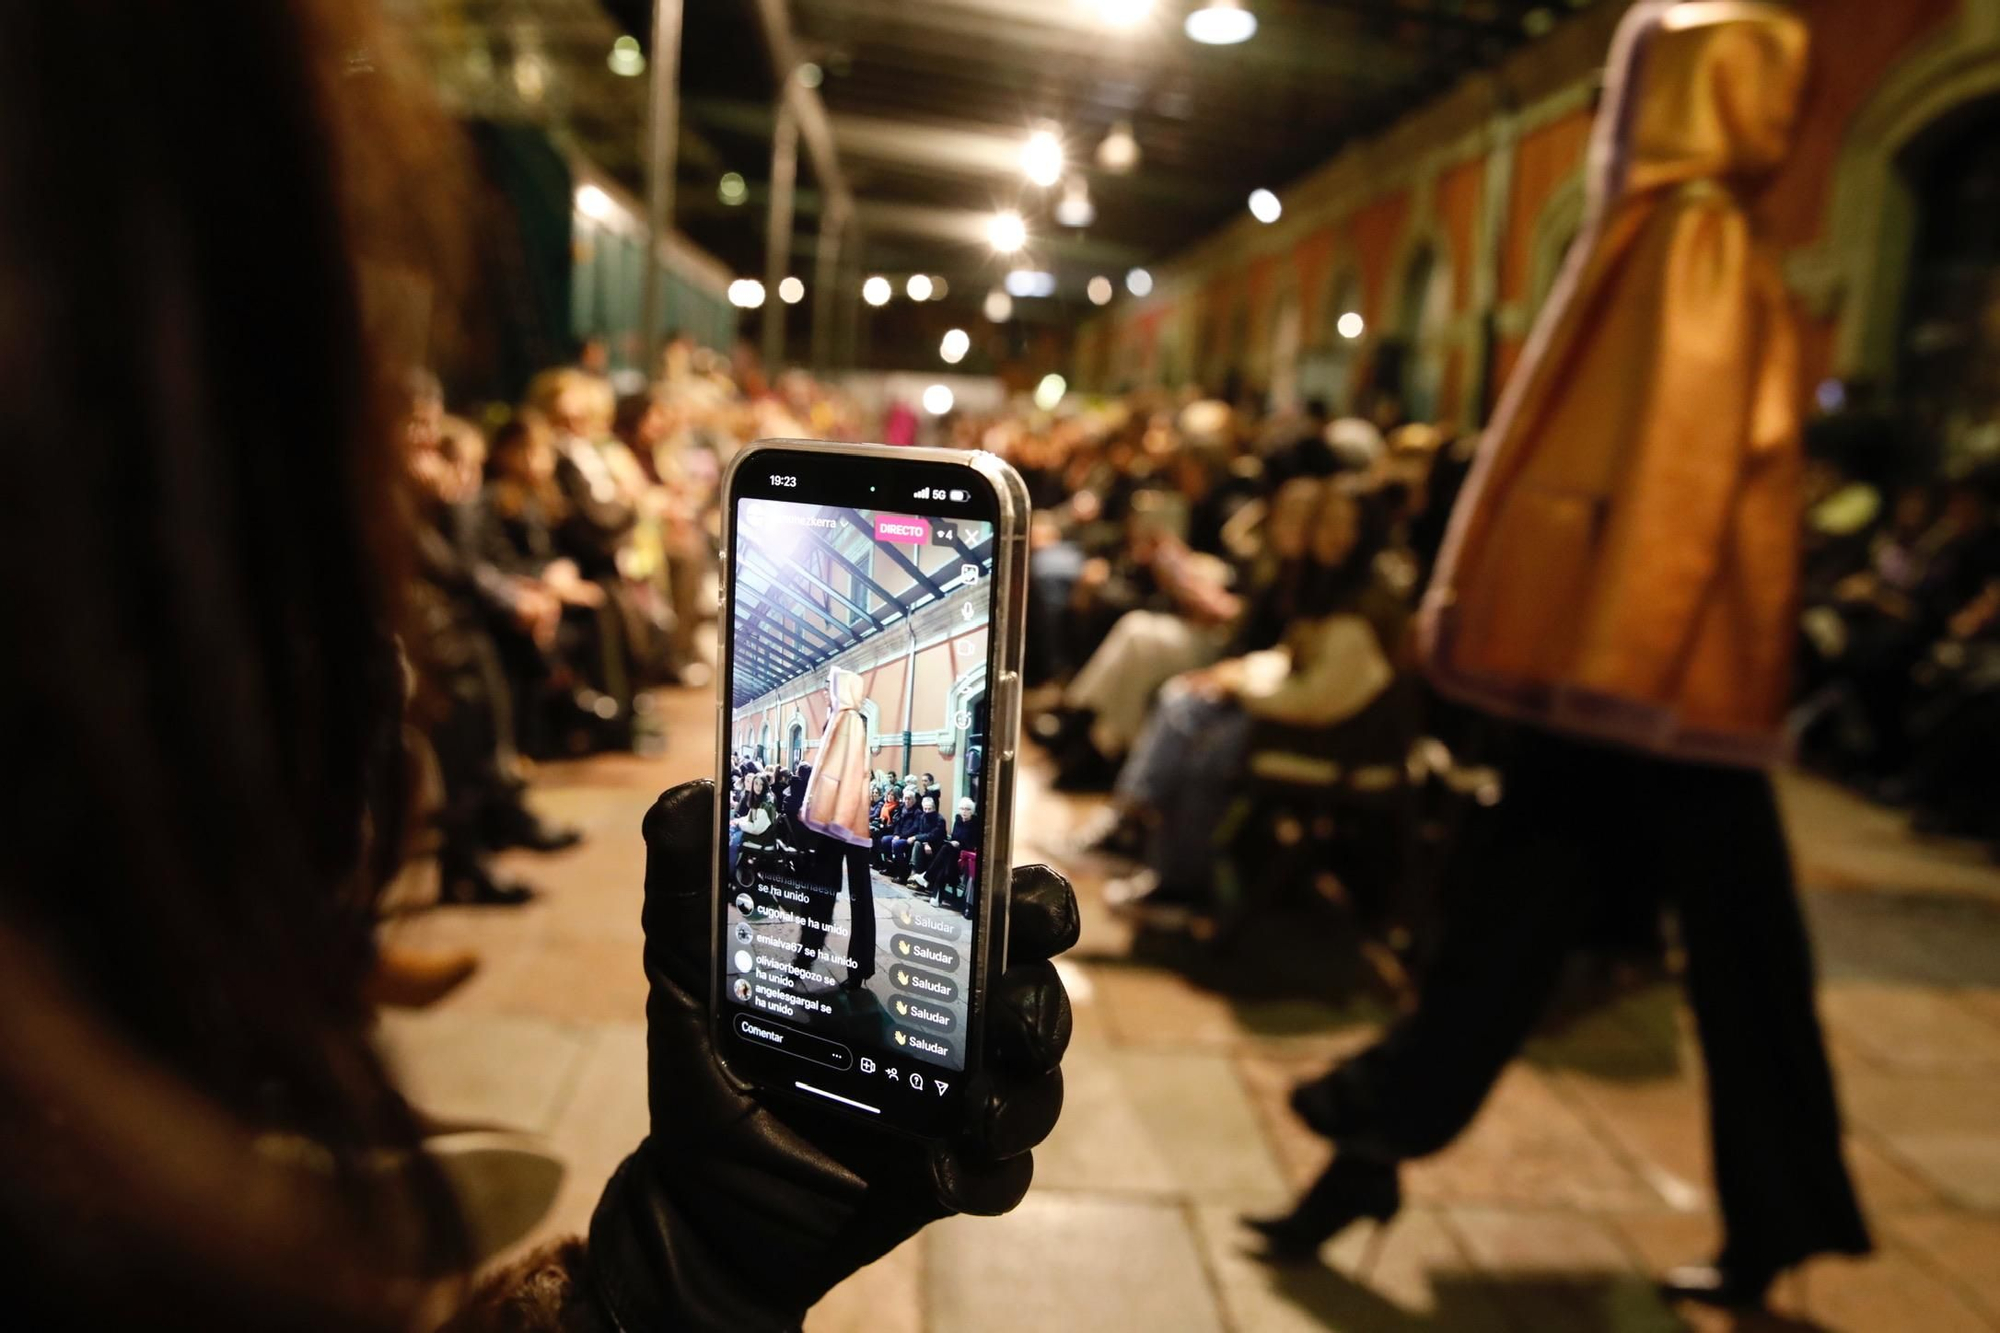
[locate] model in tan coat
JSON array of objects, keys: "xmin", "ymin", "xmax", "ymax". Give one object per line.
[{"xmin": 1421, "ymin": 0, "xmax": 1808, "ymax": 766}]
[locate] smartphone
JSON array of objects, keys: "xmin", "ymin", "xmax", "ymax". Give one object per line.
[{"xmin": 712, "ymin": 440, "xmax": 1029, "ymax": 1138}]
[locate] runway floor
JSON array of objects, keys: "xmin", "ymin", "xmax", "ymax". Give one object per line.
[{"xmin": 381, "ymin": 684, "xmax": 2000, "ymax": 1333}]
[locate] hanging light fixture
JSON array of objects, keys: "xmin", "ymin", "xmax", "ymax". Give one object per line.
[
  {"xmin": 1054, "ymin": 176, "xmax": 1096, "ymax": 228},
  {"xmin": 1021, "ymin": 124, "xmax": 1065, "ymax": 188},
  {"xmin": 1097, "ymin": 120, "xmax": 1140, "ymax": 174},
  {"xmin": 607, "ymin": 35, "xmax": 646, "ymax": 77},
  {"xmin": 1184, "ymin": 0, "xmax": 1257, "ymax": 45},
  {"xmin": 986, "ymin": 209, "xmax": 1028, "ymax": 254}
]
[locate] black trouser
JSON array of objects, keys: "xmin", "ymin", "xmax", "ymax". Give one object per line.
[
  {"xmin": 428, "ymin": 631, "xmax": 518, "ymax": 877},
  {"xmin": 918, "ymin": 840, "xmax": 960, "ymax": 890},
  {"xmin": 1320, "ymin": 727, "xmax": 1871, "ymax": 1271},
  {"xmin": 800, "ymin": 838, "xmax": 876, "ymax": 982}
]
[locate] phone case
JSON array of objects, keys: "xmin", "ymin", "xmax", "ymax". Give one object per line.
[{"xmin": 709, "ymin": 439, "xmax": 1031, "ymax": 1137}]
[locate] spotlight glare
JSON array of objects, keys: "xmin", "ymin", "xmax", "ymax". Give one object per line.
[
  {"xmin": 986, "ymin": 209, "xmax": 1028, "ymax": 254},
  {"xmin": 940, "ymin": 328, "xmax": 971, "ymax": 364},
  {"xmin": 1005, "ymin": 270, "xmax": 1057, "ymax": 299},
  {"xmin": 984, "ymin": 289, "xmax": 1014, "ymax": 323},
  {"xmin": 1337, "ymin": 310, "xmax": 1365, "ymax": 340},
  {"xmin": 906, "ymin": 274, "xmax": 934, "ymax": 302},
  {"xmin": 727, "ymin": 278, "xmax": 767, "ymax": 309},
  {"xmin": 574, "ymin": 184, "xmax": 616, "ymax": 223},
  {"xmin": 1021, "ymin": 127, "xmax": 1064, "ymax": 188},
  {"xmin": 1087, "ymin": 275, "xmax": 1114, "ymax": 306},
  {"xmin": 778, "ymin": 276, "xmax": 805, "ymax": 305},
  {"xmin": 862, "ymin": 276, "xmax": 892, "ymax": 307},
  {"xmin": 1248, "ymin": 188, "xmax": 1282, "ymax": 223},
  {"xmin": 1033, "ymin": 373, "xmax": 1068, "ymax": 411},
  {"xmin": 1097, "ymin": 120, "xmax": 1141, "ymax": 174},
  {"xmin": 718, "ymin": 172, "xmax": 747, "ymax": 206},
  {"xmin": 1090, "ymin": 0, "xmax": 1155, "ymax": 28},
  {"xmin": 1055, "ymin": 177, "xmax": 1096, "ymax": 228},
  {"xmin": 1185, "ymin": 0, "xmax": 1258, "ymax": 44},
  {"xmin": 1125, "ymin": 267, "xmax": 1154, "ymax": 297},
  {"xmin": 922, "ymin": 384, "xmax": 956, "ymax": 416}
]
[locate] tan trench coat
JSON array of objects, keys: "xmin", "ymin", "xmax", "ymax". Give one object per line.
[
  {"xmin": 797, "ymin": 666, "xmax": 875, "ymax": 847},
  {"xmin": 1420, "ymin": 2, "xmax": 1810, "ymax": 767}
]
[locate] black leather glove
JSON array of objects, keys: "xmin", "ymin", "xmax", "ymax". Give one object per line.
[{"xmin": 589, "ymin": 781, "xmax": 1078, "ymax": 1332}]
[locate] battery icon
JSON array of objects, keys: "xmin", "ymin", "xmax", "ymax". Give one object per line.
[{"xmin": 946, "ymin": 489, "xmax": 970, "ymax": 503}]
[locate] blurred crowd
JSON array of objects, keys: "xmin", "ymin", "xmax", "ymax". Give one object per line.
[
  {"xmin": 961, "ymin": 380, "xmax": 2000, "ymax": 961},
  {"xmin": 397, "ymin": 350, "xmax": 2000, "ymax": 939},
  {"xmin": 990, "ymin": 391, "xmax": 1479, "ymax": 957},
  {"xmin": 396, "ymin": 333, "xmax": 869, "ymax": 914},
  {"xmin": 1793, "ymin": 390, "xmax": 2000, "ymax": 850}
]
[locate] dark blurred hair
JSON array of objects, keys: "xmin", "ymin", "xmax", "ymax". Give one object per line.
[{"xmin": 0, "ymin": 2, "xmax": 468, "ymax": 1328}]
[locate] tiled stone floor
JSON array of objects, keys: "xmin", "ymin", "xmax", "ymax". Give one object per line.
[{"xmin": 380, "ymin": 684, "xmax": 2000, "ymax": 1332}]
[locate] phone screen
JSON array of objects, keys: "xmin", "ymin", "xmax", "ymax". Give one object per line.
[{"xmin": 717, "ymin": 446, "xmax": 1008, "ymax": 1134}]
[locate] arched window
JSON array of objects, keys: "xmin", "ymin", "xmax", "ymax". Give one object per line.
[
  {"xmin": 1526, "ymin": 172, "xmax": 1587, "ymax": 324},
  {"xmin": 1300, "ymin": 267, "xmax": 1363, "ymax": 414},
  {"xmin": 1896, "ymin": 95, "xmax": 2000, "ymax": 470},
  {"xmin": 1392, "ymin": 241, "xmax": 1452, "ymax": 424}
]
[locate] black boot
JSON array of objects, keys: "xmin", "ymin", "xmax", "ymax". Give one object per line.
[
  {"xmin": 483, "ymin": 796, "xmax": 584, "ymax": 853},
  {"xmin": 1242, "ymin": 1153, "xmax": 1401, "ymax": 1263},
  {"xmin": 441, "ymin": 856, "xmax": 535, "ymax": 908}
]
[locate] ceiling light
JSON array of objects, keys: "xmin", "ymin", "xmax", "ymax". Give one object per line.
[
  {"xmin": 922, "ymin": 384, "xmax": 956, "ymax": 416},
  {"xmin": 718, "ymin": 172, "xmax": 747, "ymax": 206},
  {"xmin": 1097, "ymin": 120, "xmax": 1140, "ymax": 174},
  {"xmin": 512, "ymin": 53, "xmax": 547, "ymax": 104},
  {"xmin": 575, "ymin": 184, "xmax": 616, "ymax": 223},
  {"xmin": 1185, "ymin": 0, "xmax": 1257, "ymax": 45},
  {"xmin": 727, "ymin": 278, "xmax": 766, "ymax": 309},
  {"xmin": 778, "ymin": 277, "xmax": 805, "ymax": 305},
  {"xmin": 940, "ymin": 328, "xmax": 971, "ymax": 364},
  {"xmin": 1087, "ymin": 0, "xmax": 1155, "ymax": 28},
  {"xmin": 1248, "ymin": 188, "xmax": 1282, "ymax": 223},
  {"xmin": 1005, "ymin": 270, "xmax": 1057, "ymax": 298},
  {"xmin": 906, "ymin": 274, "xmax": 934, "ymax": 301},
  {"xmin": 986, "ymin": 209, "xmax": 1028, "ymax": 254},
  {"xmin": 1126, "ymin": 267, "xmax": 1153, "ymax": 297},
  {"xmin": 1021, "ymin": 126, "xmax": 1064, "ymax": 189},
  {"xmin": 1034, "ymin": 373, "xmax": 1067, "ymax": 411},
  {"xmin": 1055, "ymin": 177, "xmax": 1096, "ymax": 228},
  {"xmin": 1087, "ymin": 275, "xmax": 1114, "ymax": 306},
  {"xmin": 984, "ymin": 289, "xmax": 1014, "ymax": 323},
  {"xmin": 1337, "ymin": 310, "xmax": 1365, "ymax": 340},
  {"xmin": 862, "ymin": 276, "xmax": 892, "ymax": 307},
  {"xmin": 608, "ymin": 35, "xmax": 645, "ymax": 77},
  {"xmin": 797, "ymin": 61, "xmax": 823, "ymax": 89}
]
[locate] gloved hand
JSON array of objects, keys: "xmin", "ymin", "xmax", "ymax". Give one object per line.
[{"xmin": 589, "ymin": 781, "xmax": 1078, "ymax": 1332}]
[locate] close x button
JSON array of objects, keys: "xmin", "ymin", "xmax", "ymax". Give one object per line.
[{"xmin": 735, "ymin": 1015, "xmax": 854, "ymax": 1071}]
